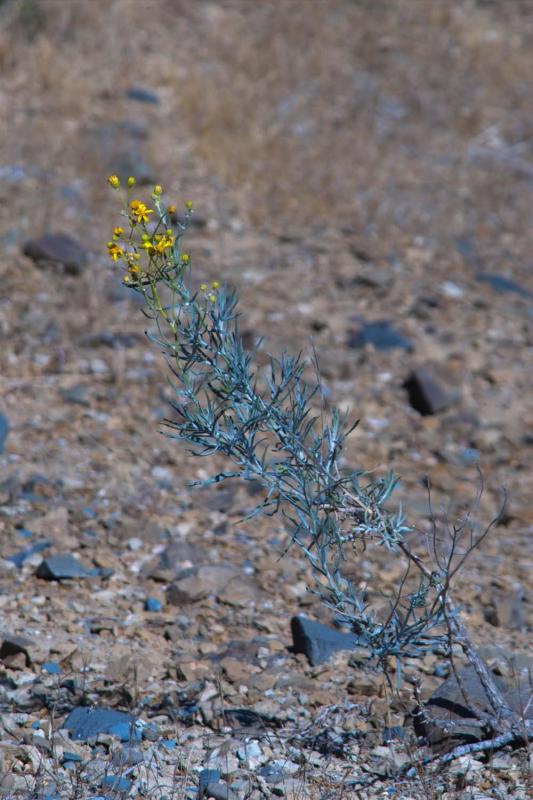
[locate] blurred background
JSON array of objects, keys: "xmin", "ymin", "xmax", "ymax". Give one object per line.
[{"xmin": 0, "ymin": 0, "xmax": 532, "ymax": 636}]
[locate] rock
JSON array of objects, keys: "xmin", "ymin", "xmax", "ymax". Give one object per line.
[
  {"xmin": 0, "ymin": 412, "xmax": 9, "ymax": 454},
  {"xmin": 382, "ymin": 725, "xmax": 406, "ymax": 744},
  {"xmin": 347, "ymin": 320, "xmax": 413, "ymax": 352},
  {"xmin": 0, "ymin": 634, "xmax": 37, "ymax": 667},
  {"xmin": 42, "ymin": 661, "xmax": 61, "ymax": 675},
  {"xmin": 290, "ymin": 616, "xmax": 359, "ymax": 666},
  {"xmin": 29, "ymin": 507, "xmax": 70, "ymax": 540},
  {"xmin": 201, "ymin": 782, "xmax": 232, "ymax": 800},
  {"xmin": 476, "ymin": 271, "xmax": 532, "ymax": 297},
  {"xmin": 403, "ymin": 364, "xmax": 459, "ymax": 415},
  {"xmin": 111, "ymin": 747, "xmax": 144, "ymax": 767},
  {"xmin": 417, "ymin": 662, "xmax": 533, "ymax": 751},
  {"xmin": 167, "ymin": 563, "xmax": 240, "ymax": 605},
  {"xmin": 257, "ymin": 763, "xmax": 285, "ymax": 784},
  {"xmin": 101, "ymin": 775, "xmax": 132, "ymax": 792},
  {"xmin": 63, "ymin": 707, "xmax": 136, "ymax": 742},
  {"xmin": 60, "ymin": 384, "xmax": 90, "ymax": 406},
  {"xmin": 7, "ymin": 539, "xmax": 50, "ymax": 568},
  {"xmin": 23, "ymin": 233, "xmax": 88, "ymax": 274},
  {"xmin": 199, "ymin": 769, "xmax": 221, "ymax": 793},
  {"xmin": 36, "ymin": 554, "xmax": 90, "ymax": 580},
  {"xmin": 126, "ymin": 86, "xmax": 160, "ymax": 104},
  {"xmin": 145, "ymin": 596, "xmax": 162, "ymax": 612}
]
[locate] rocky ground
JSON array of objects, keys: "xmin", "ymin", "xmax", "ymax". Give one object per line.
[{"xmin": 0, "ymin": 1, "xmax": 532, "ymax": 798}]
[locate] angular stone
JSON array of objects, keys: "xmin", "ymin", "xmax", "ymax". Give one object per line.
[
  {"xmin": 7, "ymin": 539, "xmax": 50, "ymax": 568},
  {"xmin": 0, "ymin": 412, "xmax": 9, "ymax": 454},
  {"xmin": 60, "ymin": 384, "xmax": 90, "ymax": 406},
  {"xmin": 404, "ymin": 364, "xmax": 459, "ymax": 415},
  {"xmin": 126, "ymin": 86, "xmax": 160, "ymax": 104},
  {"xmin": 199, "ymin": 769, "xmax": 221, "ymax": 793},
  {"xmin": 63, "ymin": 707, "xmax": 136, "ymax": 742},
  {"xmin": 417, "ymin": 662, "xmax": 533, "ymax": 751},
  {"xmin": 476, "ymin": 271, "xmax": 532, "ymax": 297},
  {"xmin": 291, "ymin": 616, "xmax": 359, "ymax": 666},
  {"xmin": 347, "ymin": 320, "xmax": 413, "ymax": 352},
  {"xmin": 35, "ymin": 554, "xmax": 90, "ymax": 581},
  {"xmin": 23, "ymin": 233, "xmax": 87, "ymax": 274},
  {"xmin": 0, "ymin": 634, "xmax": 36, "ymax": 667},
  {"xmin": 167, "ymin": 563, "xmax": 240, "ymax": 605},
  {"xmin": 202, "ymin": 781, "xmax": 232, "ymax": 800}
]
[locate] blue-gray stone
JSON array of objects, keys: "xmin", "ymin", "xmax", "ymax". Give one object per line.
[
  {"xmin": 8, "ymin": 540, "xmax": 50, "ymax": 568},
  {"xmin": 382, "ymin": 725, "xmax": 406, "ymax": 744},
  {"xmin": 63, "ymin": 707, "xmax": 135, "ymax": 741},
  {"xmin": 126, "ymin": 86, "xmax": 160, "ymax": 104},
  {"xmin": 201, "ymin": 782, "xmax": 230, "ymax": 800},
  {"xmin": 62, "ymin": 751, "xmax": 83, "ymax": 764},
  {"xmin": 42, "ymin": 661, "xmax": 61, "ymax": 675},
  {"xmin": 199, "ymin": 769, "xmax": 221, "ymax": 793},
  {"xmin": 36, "ymin": 554, "xmax": 89, "ymax": 581},
  {"xmin": 101, "ymin": 775, "xmax": 132, "ymax": 792},
  {"xmin": 60, "ymin": 385, "xmax": 90, "ymax": 406},
  {"xmin": 257, "ymin": 764, "xmax": 285, "ymax": 784},
  {"xmin": 111, "ymin": 747, "xmax": 144, "ymax": 767},
  {"xmin": 145, "ymin": 596, "xmax": 162, "ymax": 612},
  {"xmin": 475, "ymin": 271, "xmax": 532, "ymax": 297},
  {"xmin": 347, "ymin": 321, "xmax": 413, "ymax": 352},
  {"xmin": 0, "ymin": 412, "xmax": 9, "ymax": 454},
  {"xmin": 162, "ymin": 738, "xmax": 176, "ymax": 749},
  {"xmin": 291, "ymin": 616, "xmax": 359, "ymax": 666}
]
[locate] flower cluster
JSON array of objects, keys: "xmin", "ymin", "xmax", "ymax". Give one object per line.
[{"xmin": 106, "ymin": 175, "xmax": 196, "ymax": 289}]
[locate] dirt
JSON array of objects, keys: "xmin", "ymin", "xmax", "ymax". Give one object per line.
[{"xmin": 0, "ymin": 1, "xmax": 532, "ymax": 798}]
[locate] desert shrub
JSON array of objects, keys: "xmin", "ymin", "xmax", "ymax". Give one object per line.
[{"xmin": 107, "ymin": 176, "xmax": 532, "ymax": 765}]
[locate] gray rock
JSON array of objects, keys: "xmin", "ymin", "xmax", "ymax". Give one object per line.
[
  {"xmin": 476, "ymin": 271, "xmax": 532, "ymax": 297},
  {"xmin": 0, "ymin": 412, "xmax": 9, "ymax": 454},
  {"xmin": 23, "ymin": 233, "xmax": 88, "ymax": 274},
  {"xmin": 126, "ymin": 86, "xmax": 160, "ymax": 104},
  {"xmin": 404, "ymin": 364, "xmax": 459, "ymax": 415},
  {"xmin": 201, "ymin": 782, "xmax": 231, "ymax": 800},
  {"xmin": 347, "ymin": 320, "xmax": 413, "ymax": 352},
  {"xmin": 63, "ymin": 707, "xmax": 136, "ymax": 742},
  {"xmin": 199, "ymin": 769, "xmax": 220, "ymax": 793},
  {"xmin": 417, "ymin": 661, "xmax": 533, "ymax": 751},
  {"xmin": 0, "ymin": 633, "xmax": 35, "ymax": 667},
  {"xmin": 291, "ymin": 616, "xmax": 359, "ymax": 666},
  {"xmin": 8, "ymin": 539, "xmax": 50, "ymax": 568},
  {"xmin": 60, "ymin": 385, "xmax": 90, "ymax": 406},
  {"xmin": 36, "ymin": 554, "xmax": 90, "ymax": 581}
]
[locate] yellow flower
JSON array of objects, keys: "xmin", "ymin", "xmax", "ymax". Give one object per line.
[
  {"xmin": 113, "ymin": 226, "xmax": 124, "ymax": 237},
  {"xmin": 153, "ymin": 184, "xmax": 163, "ymax": 196},
  {"xmin": 167, "ymin": 204, "xmax": 177, "ymax": 214},
  {"xmin": 212, "ymin": 281, "xmax": 219, "ymax": 289},
  {"xmin": 208, "ymin": 294, "xmax": 217, "ymax": 302},
  {"xmin": 108, "ymin": 174, "xmax": 120, "ymax": 189},
  {"xmin": 128, "ymin": 263, "xmax": 140, "ymax": 275},
  {"xmin": 127, "ymin": 176, "xmax": 136, "ymax": 187},
  {"xmin": 185, "ymin": 200, "xmax": 193, "ymax": 210},
  {"xmin": 200, "ymin": 283, "xmax": 208, "ymax": 291},
  {"xmin": 107, "ymin": 242, "xmax": 124, "ymax": 262},
  {"xmin": 123, "ymin": 275, "xmax": 130, "ymax": 283},
  {"xmin": 154, "ymin": 235, "xmax": 174, "ymax": 255},
  {"xmin": 181, "ymin": 253, "xmax": 190, "ymax": 264},
  {"xmin": 129, "ymin": 200, "xmax": 153, "ymax": 224}
]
